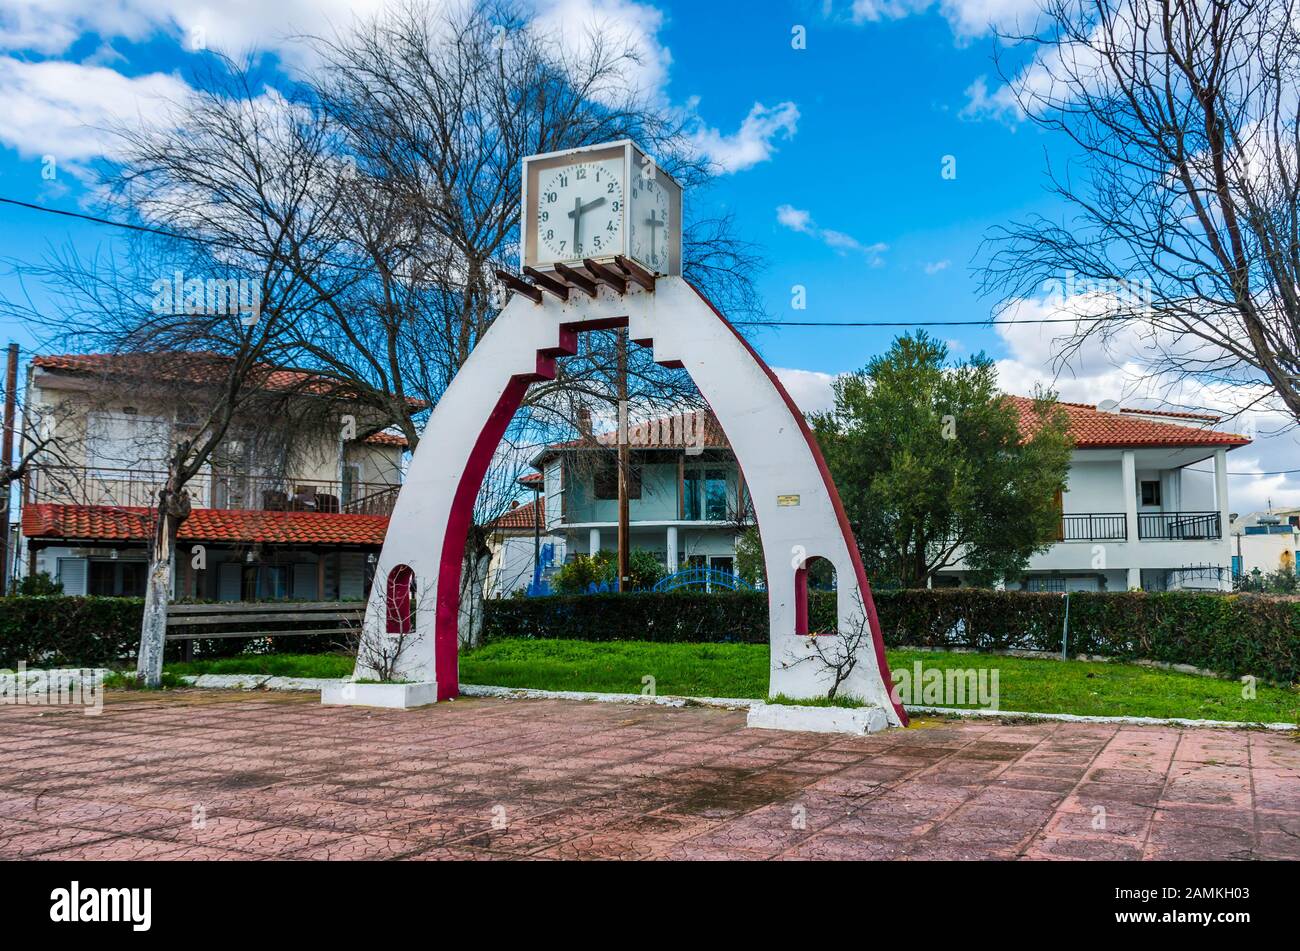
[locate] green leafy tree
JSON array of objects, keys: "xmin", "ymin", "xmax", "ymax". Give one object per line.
[{"xmin": 810, "ymin": 332, "xmax": 1073, "ymax": 588}]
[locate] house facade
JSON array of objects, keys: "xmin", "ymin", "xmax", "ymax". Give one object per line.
[
  {"xmin": 936, "ymin": 398, "xmax": 1249, "ymax": 592},
  {"xmin": 486, "ymin": 411, "xmax": 746, "ymax": 595},
  {"xmin": 16, "ymin": 354, "xmax": 418, "ymax": 600}
]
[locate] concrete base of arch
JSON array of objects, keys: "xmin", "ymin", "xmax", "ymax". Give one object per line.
[{"xmin": 352, "ymin": 277, "xmax": 907, "ymax": 728}]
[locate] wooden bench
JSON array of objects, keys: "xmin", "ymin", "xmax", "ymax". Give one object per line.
[{"xmin": 165, "ymin": 601, "xmax": 365, "ymax": 661}]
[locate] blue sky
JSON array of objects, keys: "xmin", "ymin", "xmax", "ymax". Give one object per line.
[{"xmin": 0, "ymin": 0, "xmax": 1293, "ymax": 510}]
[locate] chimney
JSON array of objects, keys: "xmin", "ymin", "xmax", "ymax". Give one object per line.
[{"xmin": 577, "ymin": 406, "xmax": 593, "ymax": 440}]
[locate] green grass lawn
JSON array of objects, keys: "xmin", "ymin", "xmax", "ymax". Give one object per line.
[
  {"xmin": 167, "ymin": 653, "xmax": 356, "ymax": 679},
  {"xmin": 164, "ymin": 639, "xmax": 1300, "ymax": 724}
]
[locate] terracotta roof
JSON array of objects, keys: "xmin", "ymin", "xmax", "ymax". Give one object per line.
[
  {"xmin": 534, "ymin": 410, "xmax": 730, "ymax": 464},
  {"xmin": 363, "ymin": 431, "xmax": 409, "ymax": 448},
  {"xmin": 32, "ymin": 353, "xmax": 430, "ymax": 410},
  {"xmin": 488, "ymin": 496, "xmax": 545, "ymax": 531},
  {"xmin": 23, "ymin": 504, "xmax": 389, "ymax": 546},
  {"xmin": 1007, "ymin": 396, "xmax": 1250, "ymax": 449},
  {"xmin": 517, "ymin": 471, "xmax": 543, "ymax": 485}
]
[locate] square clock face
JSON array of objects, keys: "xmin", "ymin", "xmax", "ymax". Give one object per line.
[{"xmin": 522, "ymin": 140, "xmax": 681, "ymax": 275}]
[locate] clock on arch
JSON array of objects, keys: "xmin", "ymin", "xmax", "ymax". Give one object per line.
[{"xmin": 521, "ymin": 140, "xmax": 682, "ymax": 276}]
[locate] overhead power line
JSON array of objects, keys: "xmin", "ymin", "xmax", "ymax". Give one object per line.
[{"xmin": 0, "ymin": 196, "xmax": 1141, "ymax": 330}]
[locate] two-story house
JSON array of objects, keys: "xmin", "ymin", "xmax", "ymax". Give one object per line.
[
  {"xmin": 16, "ymin": 353, "xmax": 421, "ymax": 600},
  {"xmin": 936, "ymin": 397, "xmax": 1250, "ymax": 592},
  {"xmin": 486, "ymin": 410, "xmax": 745, "ymax": 594},
  {"xmin": 490, "ymin": 397, "xmax": 1250, "ymax": 597}
]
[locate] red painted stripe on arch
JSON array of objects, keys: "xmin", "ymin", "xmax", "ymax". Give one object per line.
[{"xmin": 685, "ymin": 281, "xmax": 908, "ymax": 726}]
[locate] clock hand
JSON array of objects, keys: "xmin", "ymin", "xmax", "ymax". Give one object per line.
[
  {"xmin": 566, "ymin": 196, "xmax": 608, "ymax": 256},
  {"xmin": 644, "ymin": 211, "xmax": 663, "ymax": 259}
]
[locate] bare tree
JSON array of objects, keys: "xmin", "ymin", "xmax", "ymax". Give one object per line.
[
  {"xmin": 0, "ymin": 58, "xmax": 374, "ymax": 683},
  {"xmin": 300, "ymin": 0, "xmax": 759, "ymax": 432},
  {"xmin": 981, "ymin": 0, "xmax": 1300, "ymax": 420},
  {"xmin": 780, "ymin": 609, "xmax": 874, "ymax": 701}
]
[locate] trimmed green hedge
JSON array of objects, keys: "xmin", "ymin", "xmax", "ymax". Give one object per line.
[
  {"xmin": 484, "ymin": 588, "xmax": 1300, "ymax": 684},
  {"xmin": 0, "ymin": 597, "xmax": 350, "ymax": 668},
  {"xmin": 0, "ymin": 596, "xmax": 145, "ymax": 668}
]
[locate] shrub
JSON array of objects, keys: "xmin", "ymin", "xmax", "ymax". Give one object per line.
[
  {"xmin": 484, "ymin": 587, "xmax": 1300, "ymax": 684},
  {"xmin": 552, "ymin": 549, "xmax": 666, "ymax": 594},
  {"xmin": 0, "ymin": 596, "xmax": 144, "ymax": 668},
  {"xmin": 11, "ymin": 572, "xmax": 63, "ymax": 596}
]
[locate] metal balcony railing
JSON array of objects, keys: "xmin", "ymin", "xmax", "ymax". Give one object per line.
[
  {"xmin": 25, "ymin": 465, "xmax": 401, "ymax": 517},
  {"xmin": 1059, "ymin": 513, "xmax": 1128, "ymax": 541},
  {"xmin": 1137, "ymin": 511, "xmax": 1222, "ymax": 540}
]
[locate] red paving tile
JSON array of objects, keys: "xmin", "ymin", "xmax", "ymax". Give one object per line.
[{"xmin": 0, "ymin": 689, "xmax": 1296, "ymax": 861}]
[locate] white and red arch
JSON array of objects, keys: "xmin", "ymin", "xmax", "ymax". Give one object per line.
[{"xmin": 354, "ymin": 278, "xmax": 907, "ymax": 727}]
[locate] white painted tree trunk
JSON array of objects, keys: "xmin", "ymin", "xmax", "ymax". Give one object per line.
[{"xmin": 135, "ymin": 524, "xmax": 174, "ymax": 686}]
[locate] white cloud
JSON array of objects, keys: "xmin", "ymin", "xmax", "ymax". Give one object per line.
[
  {"xmin": 691, "ymin": 101, "xmax": 799, "ymax": 174},
  {"xmin": 0, "ymin": 57, "xmax": 189, "ymax": 164},
  {"xmin": 849, "ymin": 0, "xmax": 1042, "ymax": 40},
  {"xmin": 531, "ymin": 0, "xmax": 672, "ymax": 104},
  {"xmin": 774, "ymin": 367, "xmax": 838, "ymax": 416},
  {"xmin": 924, "ymin": 259, "xmax": 951, "ymax": 274},
  {"xmin": 938, "ymin": 0, "xmax": 1044, "ymax": 39},
  {"xmin": 776, "ymin": 203, "xmax": 887, "ymax": 264},
  {"xmin": 0, "ymin": 0, "xmax": 789, "ymax": 184},
  {"xmin": 959, "ymin": 73, "xmax": 1022, "ymax": 124},
  {"xmin": 0, "ymin": 1, "xmax": 672, "ymax": 89}
]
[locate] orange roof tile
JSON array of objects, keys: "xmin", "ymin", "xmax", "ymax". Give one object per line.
[
  {"xmin": 22, "ymin": 504, "xmax": 390, "ymax": 546},
  {"xmin": 32, "ymin": 353, "xmax": 430, "ymax": 410},
  {"xmin": 534, "ymin": 410, "xmax": 730, "ymax": 463},
  {"xmin": 1007, "ymin": 396, "xmax": 1249, "ymax": 449},
  {"xmin": 487, "ymin": 497, "xmax": 545, "ymax": 531}
]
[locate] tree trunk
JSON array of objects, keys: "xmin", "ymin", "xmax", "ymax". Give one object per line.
[{"xmin": 136, "ymin": 483, "xmax": 188, "ymax": 686}]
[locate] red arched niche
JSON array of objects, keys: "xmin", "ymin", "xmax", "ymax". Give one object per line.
[{"xmin": 385, "ymin": 564, "xmax": 416, "ymax": 635}]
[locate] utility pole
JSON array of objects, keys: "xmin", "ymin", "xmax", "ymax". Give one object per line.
[
  {"xmin": 616, "ymin": 328, "xmax": 630, "ymax": 592},
  {"xmin": 0, "ymin": 343, "xmax": 18, "ymax": 593}
]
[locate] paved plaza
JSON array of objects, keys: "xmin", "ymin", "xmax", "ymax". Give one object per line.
[{"xmin": 1, "ymin": 691, "xmax": 1297, "ymax": 860}]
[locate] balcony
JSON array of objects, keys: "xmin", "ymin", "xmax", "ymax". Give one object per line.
[
  {"xmin": 1138, "ymin": 511, "xmax": 1222, "ymax": 540},
  {"xmin": 1059, "ymin": 513, "xmax": 1127, "ymax": 541},
  {"xmin": 25, "ymin": 466, "xmax": 401, "ymax": 517}
]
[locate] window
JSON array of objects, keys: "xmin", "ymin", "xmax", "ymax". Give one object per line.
[
  {"xmin": 1231, "ymin": 555, "xmax": 1242, "ymax": 579},
  {"xmin": 341, "ymin": 463, "xmax": 362, "ymax": 505},
  {"xmin": 1140, "ymin": 480, "xmax": 1162, "ymax": 506},
  {"xmin": 682, "ymin": 466, "xmax": 729, "ymax": 521},
  {"xmin": 683, "ymin": 470, "xmax": 703, "ymax": 520},
  {"xmin": 1026, "ymin": 576, "xmax": 1066, "ymax": 593},
  {"xmin": 88, "ymin": 560, "xmax": 147, "ymax": 597},
  {"xmin": 704, "ymin": 469, "xmax": 728, "ymax": 520},
  {"xmin": 592, "ymin": 455, "xmax": 641, "ymax": 501},
  {"xmin": 259, "ymin": 565, "xmax": 288, "ymax": 600},
  {"xmin": 85, "ymin": 412, "xmax": 170, "ymax": 472}
]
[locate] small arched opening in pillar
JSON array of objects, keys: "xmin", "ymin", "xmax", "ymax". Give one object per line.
[
  {"xmin": 385, "ymin": 564, "xmax": 416, "ymax": 635},
  {"xmin": 794, "ymin": 555, "xmax": 837, "ymax": 636}
]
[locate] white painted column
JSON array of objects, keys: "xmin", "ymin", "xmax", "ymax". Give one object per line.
[
  {"xmin": 1122, "ymin": 450, "xmax": 1140, "ymax": 592},
  {"xmin": 589, "ymin": 528, "xmax": 600, "ymax": 557},
  {"xmin": 666, "ymin": 526, "xmax": 678, "ymax": 572},
  {"xmin": 1215, "ymin": 447, "xmax": 1231, "ymax": 590}
]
